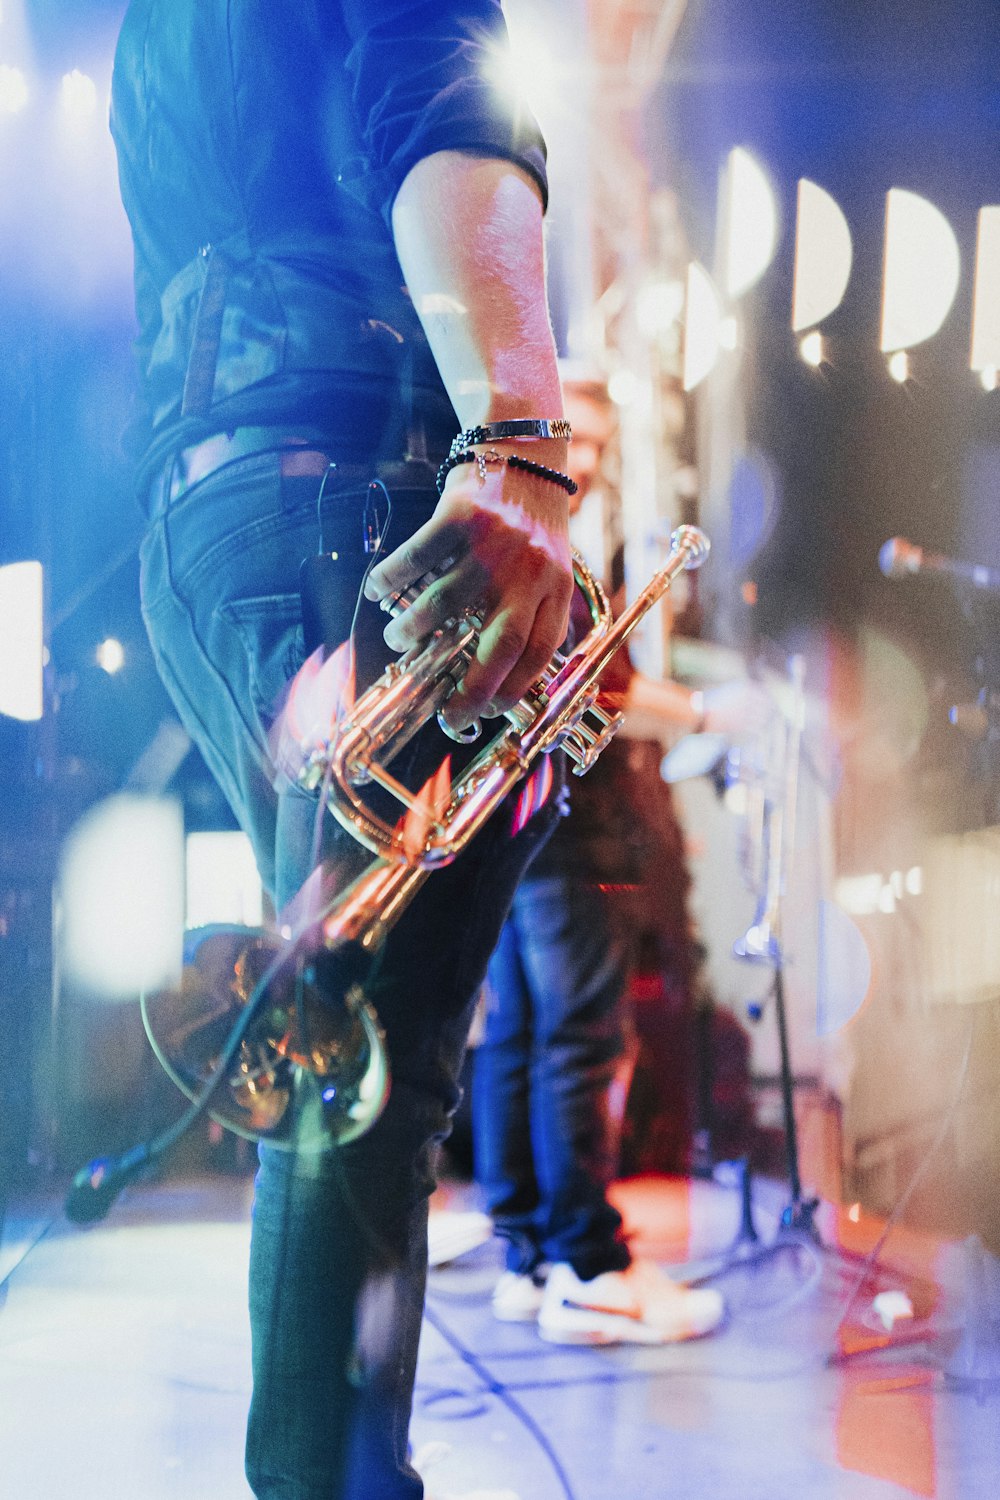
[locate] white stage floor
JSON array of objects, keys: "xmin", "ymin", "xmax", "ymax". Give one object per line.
[{"xmin": 1, "ymin": 1170, "xmax": 998, "ymax": 1499}]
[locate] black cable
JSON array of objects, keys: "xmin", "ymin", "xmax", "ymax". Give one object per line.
[
  {"xmin": 65, "ymin": 931, "xmax": 308, "ymax": 1223},
  {"xmin": 682, "ymin": 1009, "xmax": 979, "ymax": 1382},
  {"xmin": 824, "ymin": 1013, "xmax": 976, "ymax": 1363},
  {"xmin": 421, "ymin": 1296, "xmax": 580, "ymax": 1500},
  {"xmin": 66, "ymin": 476, "xmax": 396, "ymax": 1225}
]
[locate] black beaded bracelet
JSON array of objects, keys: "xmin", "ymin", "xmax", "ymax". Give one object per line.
[{"xmin": 436, "ymin": 448, "xmax": 578, "ymax": 497}]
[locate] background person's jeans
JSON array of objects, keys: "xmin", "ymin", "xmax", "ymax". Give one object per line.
[
  {"xmin": 140, "ymin": 448, "xmax": 560, "ymax": 1498},
  {"xmin": 473, "ymin": 874, "xmax": 632, "ymax": 1281}
]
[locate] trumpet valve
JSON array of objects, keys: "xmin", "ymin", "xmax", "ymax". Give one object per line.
[{"xmin": 561, "ymin": 694, "xmax": 625, "ymax": 775}]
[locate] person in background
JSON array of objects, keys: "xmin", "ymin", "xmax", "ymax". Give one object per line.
[{"xmin": 473, "ymin": 374, "xmax": 759, "ymax": 1345}]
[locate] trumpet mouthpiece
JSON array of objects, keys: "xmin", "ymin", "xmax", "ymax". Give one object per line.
[{"xmin": 672, "ymin": 525, "xmax": 711, "ymax": 571}]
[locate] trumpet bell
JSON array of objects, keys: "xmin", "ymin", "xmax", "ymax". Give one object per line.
[{"xmin": 140, "ymin": 926, "xmax": 390, "ymax": 1150}]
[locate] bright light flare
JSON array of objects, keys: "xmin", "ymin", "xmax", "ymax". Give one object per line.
[
  {"xmin": 0, "ymin": 62, "xmax": 28, "ymax": 114},
  {"xmin": 0, "ymin": 560, "xmax": 43, "ymax": 721},
  {"xmin": 722, "ymin": 147, "xmax": 778, "ymax": 299},
  {"xmin": 185, "ymin": 831, "xmax": 263, "ymax": 930},
  {"xmin": 792, "ymin": 179, "xmax": 853, "ymax": 332},
  {"xmin": 970, "ymin": 205, "xmax": 1000, "ymax": 374},
  {"xmin": 60, "ymin": 68, "xmax": 98, "ymax": 120},
  {"xmin": 683, "ymin": 261, "xmax": 723, "ymax": 391},
  {"xmin": 923, "ymin": 827, "xmax": 1000, "ymax": 1005},
  {"xmin": 607, "ymin": 368, "xmax": 639, "ymax": 406},
  {"xmin": 880, "ymin": 188, "xmax": 960, "ymax": 352},
  {"xmin": 511, "ymin": 756, "xmax": 555, "ymax": 837},
  {"xmin": 400, "ymin": 757, "xmax": 453, "ymax": 863},
  {"xmin": 799, "ymin": 330, "xmax": 825, "ymax": 367},
  {"xmin": 635, "ymin": 278, "xmax": 685, "ymax": 334},
  {"xmin": 816, "ymin": 898, "xmax": 872, "ymax": 1035},
  {"xmin": 888, "ymin": 350, "xmax": 910, "ymax": 383},
  {"xmin": 59, "ymin": 794, "xmax": 185, "ymax": 999},
  {"xmin": 95, "ymin": 636, "xmax": 125, "ymax": 675},
  {"xmin": 482, "ymin": 10, "xmax": 557, "ymax": 124},
  {"xmin": 269, "ymin": 640, "xmax": 356, "ymax": 782}
]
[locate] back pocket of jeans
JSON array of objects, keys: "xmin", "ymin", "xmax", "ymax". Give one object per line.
[{"xmin": 221, "ymin": 592, "xmax": 306, "ymax": 732}]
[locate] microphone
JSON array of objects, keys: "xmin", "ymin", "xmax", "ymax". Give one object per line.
[
  {"xmin": 879, "ymin": 537, "xmax": 1000, "ymax": 592},
  {"xmin": 64, "ymin": 1143, "xmax": 152, "ymax": 1225}
]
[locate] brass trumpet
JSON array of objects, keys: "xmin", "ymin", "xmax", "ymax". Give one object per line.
[{"xmin": 142, "ymin": 525, "xmax": 710, "ymax": 1150}]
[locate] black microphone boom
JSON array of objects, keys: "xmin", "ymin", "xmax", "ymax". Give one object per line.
[
  {"xmin": 879, "ymin": 537, "xmax": 1000, "ymax": 592},
  {"xmin": 65, "ymin": 1144, "xmax": 153, "ymax": 1225}
]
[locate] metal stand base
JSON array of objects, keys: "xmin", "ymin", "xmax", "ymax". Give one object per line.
[{"xmin": 943, "ymin": 1237, "xmax": 1000, "ymax": 1396}]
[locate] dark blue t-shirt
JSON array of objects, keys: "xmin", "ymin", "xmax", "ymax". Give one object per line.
[{"xmin": 110, "ymin": 0, "xmax": 548, "ymax": 484}]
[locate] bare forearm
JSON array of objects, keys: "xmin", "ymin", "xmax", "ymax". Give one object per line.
[
  {"xmin": 370, "ymin": 148, "xmax": 573, "ymax": 729},
  {"xmin": 391, "ymin": 150, "xmax": 565, "ymax": 443},
  {"xmin": 623, "ymin": 674, "xmax": 705, "ymax": 742},
  {"xmin": 624, "ymin": 673, "xmax": 769, "ymax": 743}
]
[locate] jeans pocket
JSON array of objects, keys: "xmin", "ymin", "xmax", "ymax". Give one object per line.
[{"xmin": 220, "ymin": 591, "xmax": 306, "ymax": 732}]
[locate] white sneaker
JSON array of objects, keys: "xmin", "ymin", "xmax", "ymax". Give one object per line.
[
  {"xmin": 491, "ymin": 1267, "xmax": 547, "ymax": 1322},
  {"xmin": 427, "ymin": 1209, "xmax": 493, "ymax": 1268},
  {"xmin": 538, "ymin": 1259, "xmax": 725, "ymax": 1346}
]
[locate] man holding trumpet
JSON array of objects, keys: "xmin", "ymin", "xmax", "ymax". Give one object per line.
[{"xmin": 111, "ymin": 2, "xmax": 578, "ymax": 1495}]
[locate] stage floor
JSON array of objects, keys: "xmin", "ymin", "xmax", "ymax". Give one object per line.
[{"xmin": 1, "ymin": 1169, "xmax": 997, "ymax": 1499}]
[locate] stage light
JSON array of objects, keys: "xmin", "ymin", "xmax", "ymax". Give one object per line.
[
  {"xmin": 718, "ymin": 315, "xmax": 740, "ymax": 352},
  {"xmin": 880, "ymin": 188, "xmax": 960, "ymax": 353},
  {"xmin": 95, "ymin": 637, "xmax": 125, "ymax": 675},
  {"xmin": 59, "ymin": 794, "xmax": 185, "ymax": 1000},
  {"xmin": 816, "ymin": 898, "xmax": 871, "ymax": 1035},
  {"xmin": 799, "ymin": 330, "xmax": 825, "ymax": 367},
  {"xmin": 0, "ymin": 62, "xmax": 28, "ymax": 114},
  {"xmin": 607, "ymin": 368, "xmax": 639, "ymax": 406},
  {"xmin": 185, "ymin": 830, "xmax": 264, "ymax": 930},
  {"xmin": 483, "ymin": 7, "xmax": 556, "ymax": 123},
  {"xmin": 888, "ymin": 350, "xmax": 910, "ymax": 383},
  {"xmin": 60, "ymin": 68, "xmax": 98, "ymax": 120},
  {"xmin": 683, "ymin": 261, "xmax": 723, "ymax": 391},
  {"xmin": 721, "ymin": 147, "xmax": 778, "ymax": 299},
  {"xmin": 0, "ymin": 560, "xmax": 43, "ymax": 721},
  {"xmin": 970, "ymin": 206, "xmax": 1000, "ymax": 374},
  {"xmin": 792, "ymin": 179, "xmax": 853, "ymax": 333},
  {"xmin": 635, "ymin": 278, "xmax": 685, "ymax": 335}
]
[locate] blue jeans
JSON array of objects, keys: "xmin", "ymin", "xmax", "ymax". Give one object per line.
[
  {"xmin": 473, "ymin": 874, "xmax": 632, "ymax": 1281},
  {"xmin": 140, "ymin": 447, "xmax": 560, "ymax": 1498}
]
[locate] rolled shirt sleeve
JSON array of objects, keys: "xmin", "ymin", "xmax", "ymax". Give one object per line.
[{"xmin": 340, "ymin": 0, "xmax": 548, "ymax": 225}]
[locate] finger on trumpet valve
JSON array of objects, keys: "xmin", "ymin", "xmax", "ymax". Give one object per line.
[{"xmin": 380, "ymin": 557, "xmax": 458, "ymax": 618}]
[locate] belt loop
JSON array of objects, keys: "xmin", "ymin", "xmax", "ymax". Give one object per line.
[{"xmin": 146, "ymin": 452, "xmax": 180, "ymax": 519}]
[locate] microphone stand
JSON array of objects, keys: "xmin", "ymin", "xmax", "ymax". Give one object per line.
[
  {"xmin": 63, "ymin": 929, "xmax": 371, "ymax": 1224},
  {"xmin": 62, "ymin": 942, "xmax": 286, "ymax": 1223},
  {"xmin": 727, "ymin": 655, "xmax": 822, "ymax": 1243},
  {"xmin": 688, "ymin": 657, "xmax": 928, "ymax": 1324}
]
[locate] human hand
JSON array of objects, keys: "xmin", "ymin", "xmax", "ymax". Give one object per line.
[
  {"xmin": 701, "ymin": 679, "xmax": 773, "ymax": 739},
  {"xmin": 364, "ymin": 459, "xmax": 573, "ymax": 731}
]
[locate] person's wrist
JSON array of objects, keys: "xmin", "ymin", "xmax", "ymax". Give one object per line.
[
  {"xmin": 436, "ymin": 446, "xmax": 576, "ymax": 497},
  {"xmin": 689, "ymin": 688, "xmax": 707, "ymax": 734},
  {"xmin": 450, "ymin": 418, "xmax": 571, "ymax": 454}
]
